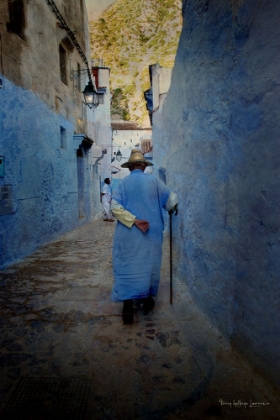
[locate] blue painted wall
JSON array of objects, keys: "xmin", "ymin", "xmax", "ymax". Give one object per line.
[
  {"xmin": 0, "ymin": 77, "xmax": 94, "ymax": 268},
  {"xmin": 153, "ymin": 0, "xmax": 280, "ymax": 388}
]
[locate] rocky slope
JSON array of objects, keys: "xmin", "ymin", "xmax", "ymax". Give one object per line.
[{"xmin": 89, "ymin": 0, "xmax": 182, "ymax": 126}]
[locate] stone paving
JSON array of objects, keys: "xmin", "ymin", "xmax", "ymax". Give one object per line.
[{"xmin": 0, "ymin": 219, "xmax": 279, "ymax": 419}]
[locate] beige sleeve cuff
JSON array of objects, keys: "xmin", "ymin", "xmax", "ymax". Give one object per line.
[
  {"xmin": 111, "ymin": 199, "xmax": 136, "ymax": 228},
  {"xmin": 165, "ymin": 191, "xmax": 178, "ymax": 211}
]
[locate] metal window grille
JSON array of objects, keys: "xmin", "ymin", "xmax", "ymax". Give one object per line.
[{"xmin": 141, "ymin": 139, "xmax": 152, "ymax": 154}]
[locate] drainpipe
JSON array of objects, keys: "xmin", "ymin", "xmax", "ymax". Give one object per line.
[{"xmin": 93, "ymin": 149, "xmax": 107, "ymax": 165}]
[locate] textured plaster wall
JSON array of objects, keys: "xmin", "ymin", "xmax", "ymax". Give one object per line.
[
  {"xmin": 0, "ymin": 0, "xmax": 90, "ymax": 121},
  {"xmin": 0, "ymin": 0, "xmax": 103, "ymax": 268},
  {"xmin": 92, "ymin": 68, "xmax": 113, "ymax": 184},
  {"xmin": 153, "ymin": 0, "xmax": 280, "ymax": 388},
  {"xmin": 0, "ymin": 78, "xmax": 95, "ymax": 268}
]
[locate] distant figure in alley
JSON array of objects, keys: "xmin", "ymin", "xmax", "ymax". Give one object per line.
[
  {"xmin": 111, "ymin": 149, "xmax": 178, "ymax": 323},
  {"xmin": 101, "ymin": 178, "xmax": 114, "ymax": 222}
]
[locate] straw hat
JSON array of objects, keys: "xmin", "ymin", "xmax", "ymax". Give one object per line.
[{"xmin": 121, "ymin": 149, "xmax": 153, "ymax": 168}]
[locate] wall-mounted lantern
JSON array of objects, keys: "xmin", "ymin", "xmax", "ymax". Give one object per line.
[
  {"xmin": 116, "ymin": 149, "xmax": 122, "ymax": 162},
  {"xmin": 71, "ymin": 68, "xmax": 100, "ymax": 110},
  {"xmin": 82, "ymin": 80, "xmax": 99, "ymax": 109}
]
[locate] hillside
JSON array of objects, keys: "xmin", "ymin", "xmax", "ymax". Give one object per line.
[{"xmin": 89, "ymin": 0, "xmax": 182, "ymax": 127}]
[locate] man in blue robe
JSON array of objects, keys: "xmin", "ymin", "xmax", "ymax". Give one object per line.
[{"xmin": 111, "ymin": 149, "xmax": 178, "ymax": 323}]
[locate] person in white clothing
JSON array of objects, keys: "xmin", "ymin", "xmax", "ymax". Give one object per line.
[{"xmin": 101, "ymin": 178, "xmax": 114, "ymax": 222}]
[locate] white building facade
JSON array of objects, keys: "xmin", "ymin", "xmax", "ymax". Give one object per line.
[{"xmin": 111, "ymin": 122, "xmax": 152, "ymax": 190}]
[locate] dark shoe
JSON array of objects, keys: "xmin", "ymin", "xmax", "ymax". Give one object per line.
[
  {"xmin": 142, "ymin": 296, "xmax": 155, "ymax": 314},
  {"xmin": 122, "ymin": 299, "xmax": 134, "ymax": 324}
]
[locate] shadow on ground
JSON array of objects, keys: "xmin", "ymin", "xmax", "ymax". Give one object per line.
[{"xmin": 0, "ymin": 220, "xmax": 279, "ymax": 419}]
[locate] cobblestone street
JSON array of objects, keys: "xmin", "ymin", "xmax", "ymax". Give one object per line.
[{"xmin": 0, "ymin": 220, "xmax": 279, "ymax": 419}]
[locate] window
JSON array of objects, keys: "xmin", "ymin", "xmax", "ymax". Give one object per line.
[
  {"xmin": 59, "ymin": 44, "xmax": 67, "ymax": 85},
  {"xmin": 60, "ymin": 126, "xmax": 67, "ymax": 149},
  {"xmin": 76, "ymin": 63, "xmax": 81, "ymax": 92},
  {"xmin": 7, "ymin": 0, "xmax": 25, "ymax": 39},
  {"xmin": 0, "ymin": 156, "xmax": 4, "ymax": 177},
  {"xmin": 97, "ymin": 94, "xmax": 104, "ymax": 105}
]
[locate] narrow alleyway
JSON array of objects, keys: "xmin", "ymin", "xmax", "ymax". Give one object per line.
[{"xmin": 0, "ymin": 220, "xmax": 279, "ymax": 419}]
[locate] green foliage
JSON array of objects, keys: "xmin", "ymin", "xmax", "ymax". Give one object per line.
[
  {"xmin": 90, "ymin": 0, "xmax": 182, "ymax": 126},
  {"xmin": 139, "ymin": 32, "xmax": 151, "ymax": 44},
  {"xmin": 123, "ymin": 83, "xmax": 136, "ymax": 96},
  {"xmin": 141, "ymin": 67, "xmax": 150, "ymax": 91}
]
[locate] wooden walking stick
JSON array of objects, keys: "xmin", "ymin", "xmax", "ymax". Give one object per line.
[
  {"xmin": 169, "ymin": 204, "xmax": 178, "ymax": 305},
  {"xmin": 170, "ymin": 211, "xmax": 173, "ymax": 305}
]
